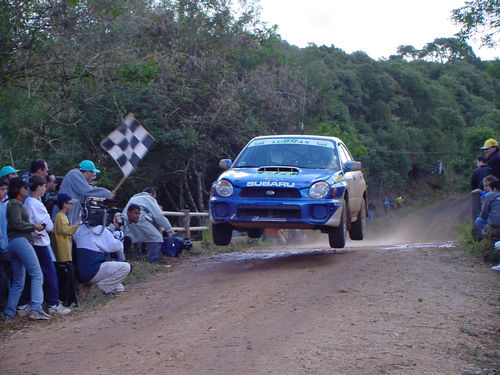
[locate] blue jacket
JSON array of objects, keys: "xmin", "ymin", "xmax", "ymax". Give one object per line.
[{"xmin": 0, "ymin": 203, "xmax": 8, "ymax": 251}]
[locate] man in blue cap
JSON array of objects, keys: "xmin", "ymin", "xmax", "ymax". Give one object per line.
[
  {"xmin": 56, "ymin": 160, "xmax": 114, "ymax": 224},
  {"xmin": 0, "ymin": 166, "xmax": 20, "ymax": 184}
]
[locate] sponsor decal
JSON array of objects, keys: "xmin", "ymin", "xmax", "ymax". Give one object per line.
[
  {"xmin": 247, "ymin": 181, "xmax": 295, "ymax": 187},
  {"xmin": 249, "ymin": 138, "xmax": 334, "ymax": 148}
]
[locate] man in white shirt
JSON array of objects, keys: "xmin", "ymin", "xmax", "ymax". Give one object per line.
[{"xmin": 73, "ymin": 224, "xmax": 131, "ymax": 294}]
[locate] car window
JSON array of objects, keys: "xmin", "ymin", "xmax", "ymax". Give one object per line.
[
  {"xmin": 337, "ymin": 143, "xmax": 352, "ymax": 166},
  {"xmin": 233, "ymin": 138, "xmax": 340, "ymax": 170}
]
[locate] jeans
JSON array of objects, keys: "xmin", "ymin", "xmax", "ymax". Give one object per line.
[
  {"xmin": 19, "ymin": 245, "xmax": 60, "ymax": 306},
  {"xmin": 145, "ymin": 242, "xmax": 162, "ymax": 264},
  {"xmin": 475, "ymin": 217, "xmax": 488, "ymax": 230},
  {"xmin": 367, "ymin": 210, "xmax": 374, "ymax": 222},
  {"xmin": 3, "ymin": 237, "xmax": 44, "ymax": 318}
]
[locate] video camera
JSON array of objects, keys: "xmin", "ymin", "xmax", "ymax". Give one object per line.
[
  {"xmin": 81, "ymin": 197, "xmax": 121, "ymax": 227},
  {"xmin": 43, "ymin": 192, "xmax": 60, "ymax": 203}
]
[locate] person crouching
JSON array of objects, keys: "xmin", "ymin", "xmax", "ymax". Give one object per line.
[{"xmin": 73, "ymin": 222, "xmax": 131, "ymax": 294}]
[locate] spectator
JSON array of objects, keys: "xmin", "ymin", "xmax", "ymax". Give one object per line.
[
  {"xmin": 383, "ymin": 197, "xmax": 390, "ymax": 214},
  {"xmin": 41, "ymin": 172, "xmax": 57, "ymax": 217},
  {"xmin": 119, "ymin": 204, "xmax": 141, "ymax": 258},
  {"xmin": 0, "ymin": 181, "xmax": 9, "ymax": 311},
  {"xmin": 73, "ymin": 222, "xmax": 131, "ymax": 294},
  {"xmin": 481, "ymin": 138, "xmax": 500, "ymax": 178},
  {"xmin": 107, "ymin": 212, "xmax": 126, "ymax": 261},
  {"xmin": 367, "ymin": 200, "xmax": 376, "ymax": 222},
  {"xmin": 22, "ymin": 175, "xmax": 70, "ymax": 315},
  {"xmin": 471, "ymin": 155, "xmax": 489, "ymax": 191},
  {"xmin": 0, "ymin": 166, "xmax": 20, "ymax": 185},
  {"xmin": 473, "ymin": 175, "xmax": 496, "ymax": 198},
  {"xmin": 389, "ymin": 196, "xmax": 396, "ymax": 209},
  {"xmin": 3, "ymin": 177, "xmax": 50, "ymax": 320},
  {"xmin": 264, "ymin": 228, "xmax": 287, "ymax": 245},
  {"xmin": 53, "ymin": 194, "xmax": 80, "ymax": 306},
  {"xmin": 474, "ymin": 179, "xmax": 500, "ymax": 231},
  {"xmin": 53, "ymin": 194, "xmax": 79, "ymax": 262},
  {"xmin": 395, "ymin": 196, "xmax": 404, "ymax": 209},
  {"xmin": 123, "ymin": 188, "xmax": 173, "ymax": 264},
  {"xmin": 56, "ymin": 160, "xmax": 114, "ymax": 225},
  {"xmin": 28, "ymin": 159, "xmax": 48, "ymax": 179}
]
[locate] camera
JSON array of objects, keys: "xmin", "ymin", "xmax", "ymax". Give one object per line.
[
  {"xmin": 81, "ymin": 197, "xmax": 120, "ymax": 227},
  {"xmin": 43, "ymin": 192, "xmax": 59, "ymax": 203}
]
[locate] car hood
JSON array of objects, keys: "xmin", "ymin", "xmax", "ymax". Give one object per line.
[{"xmin": 219, "ymin": 167, "xmax": 342, "ymax": 188}]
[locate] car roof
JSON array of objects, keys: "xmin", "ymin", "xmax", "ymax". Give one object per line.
[{"xmin": 249, "ymin": 135, "xmax": 342, "ymax": 143}]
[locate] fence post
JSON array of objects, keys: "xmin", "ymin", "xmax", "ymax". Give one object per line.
[
  {"xmin": 182, "ymin": 209, "xmax": 190, "ymax": 239},
  {"xmin": 471, "ymin": 191, "xmax": 482, "ymax": 240}
]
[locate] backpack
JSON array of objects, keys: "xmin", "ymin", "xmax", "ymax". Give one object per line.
[{"xmin": 161, "ymin": 235, "xmax": 192, "ymax": 257}]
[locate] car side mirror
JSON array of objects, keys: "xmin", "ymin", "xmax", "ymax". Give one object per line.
[
  {"xmin": 219, "ymin": 159, "xmax": 232, "ymax": 170},
  {"xmin": 344, "ymin": 161, "xmax": 361, "ymax": 172}
]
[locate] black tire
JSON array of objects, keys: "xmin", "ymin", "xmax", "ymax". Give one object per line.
[
  {"xmin": 329, "ymin": 201, "xmax": 346, "ymax": 248},
  {"xmin": 349, "ymin": 199, "xmax": 366, "ymax": 240},
  {"xmin": 212, "ymin": 223, "xmax": 232, "ymax": 246},
  {"xmin": 247, "ymin": 228, "xmax": 263, "ymax": 239}
]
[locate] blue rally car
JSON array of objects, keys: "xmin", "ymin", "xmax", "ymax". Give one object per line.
[{"xmin": 209, "ymin": 135, "xmax": 367, "ymax": 248}]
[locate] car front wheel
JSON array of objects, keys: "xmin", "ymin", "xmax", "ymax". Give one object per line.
[
  {"xmin": 349, "ymin": 199, "xmax": 366, "ymax": 240},
  {"xmin": 329, "ymin": 201, "xmax": 346, "ymax": 248},
  {"xmin": 212, "ymin": 223, "xmax": 232, "ymax": 246}
]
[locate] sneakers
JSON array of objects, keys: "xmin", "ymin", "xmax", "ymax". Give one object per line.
[
  {"xmin": 492, "ymin": 264, "xmax": 500, "ymax": 272},
  {"xmin": 29, "ymin": 309, "xmax": 51, "ymax": 320},
  {"xmin": 48, "ymin": 302, "xmax": 71, "ymax": 315},
  {"xmin": 494, "ymin": 241, "xmax": 500, "ymax": 251},
  {"xmin": 16, "ymin": 304, "xmax": 31, "ymax": 317},
  {"xmin": 2, "ymin": 313, "xmax": 15, "ymax": 322}
]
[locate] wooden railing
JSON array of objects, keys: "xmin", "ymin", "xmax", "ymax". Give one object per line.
[{"xmin": 162, "ymin": 210, "xmax": 209, "ymax": 238}]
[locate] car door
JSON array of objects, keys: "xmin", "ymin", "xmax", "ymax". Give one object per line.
[{"xmin": 337, "ymin": 143, "xmax": 363, "ymax": 215}]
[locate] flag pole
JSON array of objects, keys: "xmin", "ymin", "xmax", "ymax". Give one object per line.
[{"xmin": 112, "ymin": 174, "xmax": 128, "ymax": 195}]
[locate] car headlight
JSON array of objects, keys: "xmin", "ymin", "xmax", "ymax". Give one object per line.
[
  {"xmin": 309, "ymin": 181, "xmax": 330, "ymax": 199},
  {"xmin": 215, "ymin": 179, "xmax": 234, "ymax": 197}
]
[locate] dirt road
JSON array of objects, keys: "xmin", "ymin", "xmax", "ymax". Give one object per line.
[{"xmin": 1, "ymin": 195, "xmax": 499, "ymax": 374}]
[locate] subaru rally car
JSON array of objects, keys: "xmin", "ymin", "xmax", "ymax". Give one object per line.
[{"xmin": 209, "ymin": 135, "xmax": 367, "ymax": 248}]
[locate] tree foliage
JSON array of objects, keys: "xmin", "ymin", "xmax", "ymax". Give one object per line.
[
  {"xmin": 0, "ymin": 0, "xmax": 498, "ymax": 210},
  {"xmin": 452, "ymin": 0, "xmax": 500, "ymax": 47}
]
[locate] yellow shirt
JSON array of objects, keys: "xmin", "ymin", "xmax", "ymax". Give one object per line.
[{"xmin": 53, "ymin": 212, "xmax": 79, "ymax": 262}]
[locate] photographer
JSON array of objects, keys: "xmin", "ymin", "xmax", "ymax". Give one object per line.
[
  {"xmin": 73, "ymin": 200, "xmax": 131, "ymax": 294},
  {"xmin": 123, "ymin": 188, "xmax": 173, "ymax": 264}
]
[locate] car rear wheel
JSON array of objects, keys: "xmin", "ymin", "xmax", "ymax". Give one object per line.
[
  {"xmin": 212, "ymin": 223, "xmax": 232, "ymax": 246},
  {"xmin": 349, "ymin": 199, "xmax": 366, "ymax": 240},
  {"xmin": 247, "ymin": 228, "xmax": 263, "ymax": 238},
  {"xmin": 329, "ymin": 201, "xmax": 346, "ymax": 248}
]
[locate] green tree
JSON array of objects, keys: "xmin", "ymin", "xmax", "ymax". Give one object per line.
[{"xmin": 452, "ymin": 0, "xmax": 500, "ymax": 47}]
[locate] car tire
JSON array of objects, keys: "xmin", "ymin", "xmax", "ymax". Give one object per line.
[
  {"xmin": 212, "ymin": 223, "xmax": 232, "ymax": 246},
  {"xmin": 329, "ymin": 200, "xmax": 346, "ymax": 248},
  {"xmin": 349, "ymin": 199, "xmax": 366, "ymax": 240},
  {"xmin": 247, "ymin": 228, "xmax": 263, "ymax": 239}
]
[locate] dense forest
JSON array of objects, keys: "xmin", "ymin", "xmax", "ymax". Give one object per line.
[{"xmin": 1, "ymin": 0, "xmax": 499, "ymax": 210}]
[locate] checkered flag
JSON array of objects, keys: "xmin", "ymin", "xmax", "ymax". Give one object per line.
[{"xmin": 100, "ymin": 113, "xmax": 155, "ymax": 177}]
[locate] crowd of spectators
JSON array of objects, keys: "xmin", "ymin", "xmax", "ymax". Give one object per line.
[
  {"xmin": 472, "ymin": 138, "xmax": 500, "ymax": 272},
  {"xmin": 0, "ymin": 159, "xmax": 174, "ymax": 322}
]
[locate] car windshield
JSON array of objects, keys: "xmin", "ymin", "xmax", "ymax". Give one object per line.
[{"xmin": 233, "ymin": 138, "xmax": 340, "ymax": 170}]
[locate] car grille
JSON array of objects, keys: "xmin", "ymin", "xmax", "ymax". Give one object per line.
[
  {"xmin": 237, "ymin": 204, "xmax": 301, "ymax": 219},
  {"xmin": 240, "ymin": 187, "xmax": 301, "ymax": 198}
]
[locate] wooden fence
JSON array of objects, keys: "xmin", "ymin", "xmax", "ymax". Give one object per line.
[{"xmin": 162, "ymin": 210, "xmax": 209, "ymax": 238}]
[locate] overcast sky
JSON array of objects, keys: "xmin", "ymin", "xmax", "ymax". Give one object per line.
[{"xmin": 256, "ymin": 0, "xmax": 498, "ymax": 61}]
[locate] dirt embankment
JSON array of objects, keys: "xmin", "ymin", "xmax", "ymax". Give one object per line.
[{"xmin": 0, "ymin": 195, "xmax": 499, "ymax": 375}]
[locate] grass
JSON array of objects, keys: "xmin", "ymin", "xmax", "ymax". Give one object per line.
[{"xmin": 457, "ymin": 221, "xmax": 483, "ymax": 258}]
